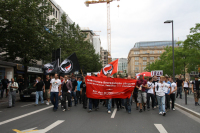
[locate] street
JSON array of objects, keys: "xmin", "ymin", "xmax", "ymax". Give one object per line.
[{"xmin": 0, "ymin": 99, "xmax": 200, "ymax": 133}]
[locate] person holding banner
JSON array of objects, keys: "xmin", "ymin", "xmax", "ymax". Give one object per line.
[
  {"xmin": 81, "ymin": 78, "xmax": 87, "ymax": 109},
  {"xmin": 155, "ymin": 76, "xmax": 169, "ymax": 116},
  {"xmin": 106, "ymin": 73, "xmax": 112, "ymax": 114},
  {"xmin": 136, "ymin": 75, "xmax": 147, "ymax": 113},
  {"xmin": 124, "ymin": 75, "xmax": 133, "ymax": 114},
  {"xmin": 115, "ymin": 75, "xmax": 122, "ymax": 111}
]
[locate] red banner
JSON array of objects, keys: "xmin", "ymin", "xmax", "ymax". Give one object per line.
[{"xmin": 85, "ymin": 76, "xmax": 136, "ymax": 99}]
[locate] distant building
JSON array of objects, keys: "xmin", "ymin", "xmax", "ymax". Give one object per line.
[
  {"xmin": 100, "ymin": 47, "xmax": 108, "ymax": 67},
  {"xmin": 112, "ymin": 58, "xmax": 127, "ymax": 73},
  {"xmin": 93, "ymin": 36, "xmax": 101, "ymax": 55},
  {"xmin": 134, "ymin": 41, "xmax": 178, "ymax": 48},
  {"xmin": 81, "ymin": 27, "xmax": 94, "ymax": 44}
]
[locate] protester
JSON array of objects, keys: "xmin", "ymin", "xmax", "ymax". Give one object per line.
[
  {"xmin": 81, "ymin": 78, "xmax": 87, "ymax": 109},
  {"xmin": 183, "ymin": 78, "xmax": 189, "ymax": 96},
  {"xmin": 34, "ymin": 77, "xmax": 44, "ymax": 106},
  {"xmin": 106, "ymin": 73, "xmax": 112, "ymax": 114},
  {"xmin": 115, "ymin": 74, "xmax": 122, "ymax": 111},
  {"xmin": 169, "ymin": 77, "xmax": 177, "ymax": 110},
  {"xmin": 70, "ymin": 75, "xmax": 78, "ymax": 106},
  {"xmin": 44, "ymin": 75, "xmax": 51, "ymax": 105},
  {"xmin": 1, "ymin": 76, "xmax": 9, "ymax": 98},
  {"xmin": 165, "ymin": 76, "xmax": 171, "ymax": 112},
  {"xmin": 7, "ymin": 78, "xmax": 18, "ymax": 108},
  {"xmin": 152, "ymin": 76, "xmax": 159, "ymax": 108},
  {"xmin": 133, "ymin": 78, "xmax": 139, "ymax": 110},
  {"xmin": 61, "ymin": 75, "xmax": 72, "ymax": 111},
  {"xmin": 124, "ymin": 75, "xmax": 133, "ymax": 114},
  {"xmin": 147, "ymin": 77, "xmax": 155, "ymax": 111},
  {"xmin": 18, "ymin": 76, "xmax": 24, "ymax": 94},
  {"xmin": 176, "ymin": 75, "xmax": 183, "ymax": 99},
  {"xmin": 49, "ymin": 74, "xmax": 61, "ymax": 112},
  {"xmin": 155, "ymin": 76, "xmax": 169, "ymax": 116},
  {"xmin": 136, "ymin": 75, "xmax": 147, "ymax": 112},
  {"xmin": 76, "ymin": 77, "xmax": 82, "ymax": 104},
  {"xmin": 191, "ymin": 76, "xmax": 200, "ymax": 106}
]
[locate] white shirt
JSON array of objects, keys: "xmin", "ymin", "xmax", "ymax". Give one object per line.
[
  {"xmin": 147, "ymin": 81, "xmax": 154, "ymax": 94},
  {"xmin": 183, "ymin": 81, "xmax": 189, "ymax": 88},
  {"xmin": 8, "ymin": 82, "xmax": 18, "ymax": 91},
  {"xmin": 171, "ymin": 82, "xmax": 177, "ymax": 93},
  {"xmin": 155, "ymin": 82, "xmax": 169, "ymax": 96},
  {"xmin": 50, "ymin": 78, "xmax": 61, "ymax": 92}
]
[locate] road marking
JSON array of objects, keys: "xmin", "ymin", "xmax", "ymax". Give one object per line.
[
  {"xmin": 0, "ymin": 105, "xmax": 53, "ymax": 126},
  {"xmin": 111, "ymin": 108, "xmax": 117, "ymax": 118},
  {"xmin": 154, "ymin": 124, "xmax": 168, "ymax": 133},
  {"xmin": 21, "ymin": 103, "xmax": 35, "ymax": 107},
  {"xmin": 12, "ymin": 120, "xmax": 64, "ymax": 133}
]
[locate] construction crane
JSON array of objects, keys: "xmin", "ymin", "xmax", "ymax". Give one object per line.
[{"xmin": 85, "ymin": 0, "xmax": 120, "ymax": 63}]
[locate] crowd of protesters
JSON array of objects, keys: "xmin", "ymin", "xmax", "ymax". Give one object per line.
[{"xmin": 1, "ymin": 73, "xmax": 200, "ymax": 116}]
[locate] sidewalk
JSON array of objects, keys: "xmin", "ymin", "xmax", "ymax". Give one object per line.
[{"xmin": 175, "ymin": 92, "xmax": 200, "ymax": 117}]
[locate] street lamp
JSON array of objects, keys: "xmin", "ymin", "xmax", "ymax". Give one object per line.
[
  {"xmin": 145, "ymin": 53, "xmax": 150, "ymax": 72},
  {"xmin": 164, "ymin": 20, "xmax": 175, "ymax": 82}
]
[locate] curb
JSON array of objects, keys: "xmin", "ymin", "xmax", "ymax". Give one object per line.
[{"xmin": 175, "ymin": 103, "xmax": 200, "ymax": 119}]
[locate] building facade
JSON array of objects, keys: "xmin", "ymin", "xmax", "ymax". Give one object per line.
[
  {"xmin": 81, "ymin": 27, "xmax": 94, "ymax": 44},
  {"xmin": 93, "ymin": 36, "xmax": 101, "ymax": 55},
  {"xmin": 100, "ymin": 47, "xmax": 108, "ymax": 67},
  {"xmin": 112, "ymin": 58, "xmax": 127, "ymax": 73}
]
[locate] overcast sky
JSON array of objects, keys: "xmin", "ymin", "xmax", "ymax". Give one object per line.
[{"xmin": 55, "ymin": 0, "xmax": 200, "ymax": 58}]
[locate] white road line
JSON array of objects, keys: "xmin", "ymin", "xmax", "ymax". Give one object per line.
[
  {"xmin": 111, "ymin": 108, "xmax": 117, "ymax": 118},
  {"xmin": 154, "ymin": 124, "xmax": 168, "ymax": 133},
  {"xmin": 21, "ymin": 103, "xmax": 35, "ymax": 107},
  {"xmin": 0, "ymin": 105, "xmax": 53, "ymax": 126},
  {"xmin": 41, "ymin": 120, "xmax": 64, "ymax": 132}
]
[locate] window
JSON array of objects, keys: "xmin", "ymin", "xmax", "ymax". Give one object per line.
[
  {"xmin": 135, "ymin": 57, "xmax": 139, "ymax": 60},
  {"xmin": 56, "ymin": 11, "xmax": 57, "ymax": 18},
  {"xmin": 150, "ymin": 51, "xmax": 154, "ymax": 54},
  {"xmin": 157, "ymin": 57, "xmax": 160, "ymax": 60},
  {"xmin": 143, "ymin": 62, "xmax": 147, "ymax": 65},
  {"xmin": 150, "ymin": 57, "xmax": 154, "ymax": 60},
  {"xmin": 135, "ymin": 67, "xmax": 139, "ymax": 71},
  {"xmin": 134, "ymin": 51, "xmax": 139, "ymax": 54},
  {"xmin": 143, "ymin": 67, "xmax": 146, "ymax": 70},
  {"xmin": 143, "ymin": 51, "xmax": 147, "ymax": 54},
  {"xmin": 143, "ymin": 57, "xmax": 147, "ymax": 60},
  {"xmin": 160, "ymin": 51, "xmax": 162, "ymax": 53},
  {"xmin": 53, "ymin": 8, "xmax": 55, "ymax": 15},
  {"xmin": 135, "ymin": 62, "xmax": 139, "ymax": 65},
  {"xmin": 150, "ymin": 62, "xmax": 153, "ymax": 64}
]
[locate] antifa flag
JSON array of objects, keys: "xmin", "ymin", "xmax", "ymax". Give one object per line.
[
  {"xmin": 43, "ymin": 60, "xmax": 59, "ymax": 74},
  {"xmin": 98, "ymin": 59, "xmax": 118, "ymax": 77},
  {"xmin": 58, "ymin": 53, "xmax": 80, "ymax": 74},
  {"xmin": 85, "ymin": 76, "xmax": 136, "ymax": 99}
]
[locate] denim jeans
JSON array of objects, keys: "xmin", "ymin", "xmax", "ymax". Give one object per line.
[
  {"xmin": 125, "ymin": 95, "xmax": 132, "ymax": 112},
  {"xmin": 71, "ymin": 91, "xmax": 77, "ymax": 106},
  {"xmin": 50, "ymin": 92, "xmax": 59, "ymax": 110},
  {"xmin": 35, "ymin": 91, "xmax": 44, "ymax": 105},
  {"xmin": 177, "ymin": 87, "xmax": 182, "ymax": 98},
  {"xmin": 107, "ymin": 99, "xmax": 112, "ymax": 111},
  {"xmin": 89, "ymin": 98, "xmax": 98, "ymax": 109},
  {"xmin": 157, "ymin": 95, "xmax": 165, "ymax": 113}
]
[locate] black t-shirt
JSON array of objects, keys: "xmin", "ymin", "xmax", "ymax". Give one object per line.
[
  {"xmin": 192, "ymin": 80, "xmax": 200, "ymax": 90},
  {"xmin": 62, "ymin": 82, "xmax": 68, "ymax": 92},
  {"xmin": 1, "ymin": 79, "xmax": 9, "ymax": 88},
  {"xmin": 36, "ymin": 81, "xmax": 44, "ymax": 91},
  {"xmin": 80, "ymin": 82, "xmax": 86, "ymax": 92},
  {"xmin": 71, "ymin": 79, "xmax": 77, "ymax": 91},
  {"xmin": 177, "ymin": 79, "xmax": 183, "ymax": 87},
  {"xmin": 152, "ymin": 80, "xmax": 159, "ymax": 85},
  {"xmin": 44, "ymin": 79, "xmax": 51, "ymax": 90}
]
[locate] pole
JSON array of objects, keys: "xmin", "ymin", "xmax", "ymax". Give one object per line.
[
  {"xmin": 149, "ymin": 53, "xmax": 150, "ymax": 72},
  {"xmin": 172, "ymin": 21, "xmax": 175, "ymax": 82}
]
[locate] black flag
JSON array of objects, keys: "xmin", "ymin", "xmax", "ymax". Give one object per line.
[
  {"xmin": 59, "ymin": 53, "xmax": 80, "ymax": 74},
  {"xmin": 43, "ymin": 60, "xmax": 59, "ymax": 74}
]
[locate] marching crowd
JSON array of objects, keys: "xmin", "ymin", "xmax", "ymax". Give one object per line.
[{"xmin": 1, "ymin": 73, "xmax": 200, "ymax": 117}]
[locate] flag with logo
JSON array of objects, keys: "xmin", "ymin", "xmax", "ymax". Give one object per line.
[
  {"xmin": 99, "ymin": 59, "xmax": 118, "ymax": 77},
  {"xmin": 59, "ymin": 53, "xmax": 80, "ymax": 74},
  {"xmin": 43, "ymin": 60, "xmax": 59, "ymax": 74}
]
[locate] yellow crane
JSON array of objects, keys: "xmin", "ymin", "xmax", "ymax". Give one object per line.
[{"xmin": 85, "ymin": 0, "xmax": 120, "ymax": 63}]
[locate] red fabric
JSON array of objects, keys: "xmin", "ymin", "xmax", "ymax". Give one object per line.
[
  {"xmin": 99, "ymin": 59, "xmax": 118, "ymax": 77},
  {"xmin": 85, "ymin": 76, "xmax": 136, "ymax": 99},
  {"xmin": 135, "ymin": 72, "xmax": 151, "ymax": 78}
]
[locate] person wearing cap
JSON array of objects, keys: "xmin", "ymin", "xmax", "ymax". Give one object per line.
[{"xmin": 191, "ymin": 76, "xmax": 200, "ymax": 106}]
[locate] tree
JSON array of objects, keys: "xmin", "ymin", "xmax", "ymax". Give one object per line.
[
  {"xmin": 0, "ymin": 0, "xmax": 58, "ymax": 87},
  {"xmin": 55, "ymin": 13, "xmax": 102, "ymax": 73}
]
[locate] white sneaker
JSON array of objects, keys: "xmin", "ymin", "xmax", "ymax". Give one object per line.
[
  {"xmin": 46, "ymin": 102, "xmax": 49, "ymax": 105},
  {"xmin": 63, "ymin": 109, "xmax": 66, "ymax": 112},
  {"xmin": 173, "ymin": 108, "xmax": 176, "ymax": 111},
  {"xmin": 159, "ymin": 112, "xmax": 163, "ymax": 115},
  {"xmin": 108, "ymin": 111, "xmax": 111, "ymax": 114}
]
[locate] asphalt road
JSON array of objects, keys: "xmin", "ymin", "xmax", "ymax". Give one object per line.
[{"xmin": 0, "ymin": 99, "xmax": 200, "ymax": 133}]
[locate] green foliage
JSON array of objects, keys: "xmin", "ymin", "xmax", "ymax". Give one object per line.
[{"xmin": 55, "ymin": 13, "xmax": 102, "ymax": 73}]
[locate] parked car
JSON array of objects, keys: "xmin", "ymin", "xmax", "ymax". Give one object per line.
[{"xmin": 20, "ymin": 83, "xmax": 36, "ymax": 101}]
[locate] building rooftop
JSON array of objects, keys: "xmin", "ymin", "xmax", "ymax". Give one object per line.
[{"xmin": 134, "ymin": 41, "xmax": 178, "ymax": 48}]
